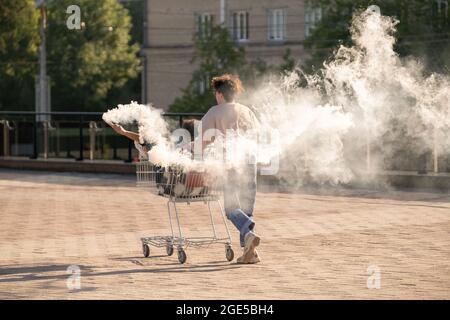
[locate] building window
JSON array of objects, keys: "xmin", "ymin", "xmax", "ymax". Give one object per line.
[
  {"xmin": 305, "ymin": 6, "xmax": 322, "ymax": 37},
  {"xmin": 196, "ymin": 13, "xmax": 214, "ymax": 37},
  {"xmin": 268, "ymin": 8, "xmax": 286, "ymax": 41},
  {"xmin": 232, "ymin": 11, "xmax": 249, "ymax": 41},
  {"xmin": 196, "ymin": 74, "xmax": 210, "ymax": 95}
]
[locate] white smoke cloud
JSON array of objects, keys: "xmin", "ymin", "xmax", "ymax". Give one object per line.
[
  {"xmin": 102, "ymin": 101, "xmax": 169, "ymax": 146},
  {"xmin": 102, "ymin": 102, "xmax": 228, "ymax": 172},
  {"xmin": 103, "ymin": 10, "xmax": 449, "ymax": 186},
  {"xmin": 242, "ymin": 9, "xmax": 450, "ymax": 186}
]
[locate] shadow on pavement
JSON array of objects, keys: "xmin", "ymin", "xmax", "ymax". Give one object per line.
[
  {"xmin": 0, "ymin": 261, "xmax": 242, "ymax": 284},
  {"xmin": 0, "ymin": 264, "xmax": 93, "ymax": 276}
]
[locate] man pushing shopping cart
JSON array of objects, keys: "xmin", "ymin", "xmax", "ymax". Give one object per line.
[
  {"xmin": 106, "ymin": 74, "xmax": 261, "ymax": 264},
  {"xmin": 194, "ymin": 74, "xmax": 261, "ymax": 264}
]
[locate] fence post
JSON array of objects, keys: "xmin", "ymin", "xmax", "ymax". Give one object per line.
[
  {"xmin": 76, "ymin": 115, "xmax": 84, "ymax": 161},
  {"xmin": 30, "ymin": 117, "xmax": 38, "ymax": 159},
  {"xmin": 56, "ymin": 122, "xmax": 60, "ymax": 157},
  {"xmin": 89, "ymin": 121, "xmax": 96, "ymax": 161},
  {"xmin": 1, "ymin": 121, "xmax": 10, "ymax": 157},
  {"xmin": 13, "ymin": 121, "xmax": 19, "ymax": 156},
  {"xmin": 43, "ymin": 121, "xmax": 49, "ymax": 159},
  {"xmin": 125, "ymin": 138, "xmax": 132, "ymax": 163},
  {"xmin": 433, "ymin": 128, "xmax": 438, "ymax": 173}
]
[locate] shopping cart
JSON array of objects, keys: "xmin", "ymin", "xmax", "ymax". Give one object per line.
[{"xmin": 136, "ymin": 160, "xmax": 234, "ymax": 264}]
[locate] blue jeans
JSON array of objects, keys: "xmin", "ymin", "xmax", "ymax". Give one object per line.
[{"xmin": 224, "ymin": 164, "xmax": 257, "ymax": 247}]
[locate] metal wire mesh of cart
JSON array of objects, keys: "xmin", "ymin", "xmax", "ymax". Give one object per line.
[
  {"xmin": 135, "ymin": 160, "xmax": 234, "ymax": 264},
  {"xmin": 136, "ymin": 162, "xmax": 223, "ymax": 202},
  {"xmin": 135, "ymin": 161, "xmax": 159, "ymax": 188}
]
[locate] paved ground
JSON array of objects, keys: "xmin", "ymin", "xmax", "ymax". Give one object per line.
[{"xmin": 0, "ymin": 168, "xmax": 449, "ymax": 299}]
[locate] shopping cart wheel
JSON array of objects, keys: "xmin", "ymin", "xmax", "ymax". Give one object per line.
[
  {"xmin": 225, "ymin": 246, "xmax": 234, "ymax": 262},
  {"xmin": 166, "ymin": 244, "xmax": 174, "ymax": 256},
  {"xmin": 177, "ymin": 249, "xmax": 187, "ymax": 264},
  {"xmin": 142, "ymin": 244, "xmax": 150, "ymax": 258}
]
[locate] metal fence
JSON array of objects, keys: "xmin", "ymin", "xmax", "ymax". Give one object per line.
[
  {"xmin": 0, "ymin": 111, "xmax": 448, "ymax": 173},
  {"xmin": 0, "ymin": 111, "xmax": 203, "ymax": 162}
]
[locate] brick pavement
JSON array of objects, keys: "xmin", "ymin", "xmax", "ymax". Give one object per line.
[{"xmin": 0, "ymin": 169, "xmax": 449, "ymax": 299}]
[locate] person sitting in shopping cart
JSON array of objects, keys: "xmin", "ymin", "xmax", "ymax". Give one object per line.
[{"xmin": 194, "ymin": 74, "xmax": 261, "ymax": 264}]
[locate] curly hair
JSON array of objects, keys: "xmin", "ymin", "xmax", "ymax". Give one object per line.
[
  {"xmin": 181, "ymin": 119, "xmax": 197, "ymax": 141},
  {"xmin": 211, "ymin": 74, "xmax": 244, "ymax": 102}
]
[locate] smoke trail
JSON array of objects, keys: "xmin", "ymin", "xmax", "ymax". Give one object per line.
[
  {"xmin": 242, "ymin": 9, "xmax": 450, "ymax": 186},
  {"xmin": 102, "ymin": 101, "xmax": 169, "ymax": 145},
  {"xmin": 103, "ymin": 10, "xmax": 449, "ymax": 187},
  {"xmin": 102, "ymin": 101, "xmax": 229, "ymax": 172}
]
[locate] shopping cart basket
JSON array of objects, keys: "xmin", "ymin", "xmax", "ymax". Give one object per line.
[{"xmin": 136, "ymin": 161, "xmax": 234, "ymax": 264}]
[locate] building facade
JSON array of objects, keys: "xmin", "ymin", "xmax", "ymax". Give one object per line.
[{"xmin": 141, "ymin": 0, "xmax": 313, "ymax": 110}]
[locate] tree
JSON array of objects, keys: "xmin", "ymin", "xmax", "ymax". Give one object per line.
[
  {"xmin": 278, "ymin": 48, "xmax": 296, "ymax": 74},
  {"xmin": 0, "ymin": 0, "xmax": 39, "ymax": 109},
  {"xmin": 169, "ymin": 24, "xmax": 296, "ymax": 113},
  {"xmin": 304, "ymin": 0, "xmax": 450, "ymax": 73},
  {"xmin": 46, "ymin": 0, "xmax": 140, "ymax": 111},
  {"xmin": 107, "ymin": 0, "xmax": 145, "ymax": 105},
  {"xmin": 169, "ymin": 25, "xmax": 248, "ymax": 113}
]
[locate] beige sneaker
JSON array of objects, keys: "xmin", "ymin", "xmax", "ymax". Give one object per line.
[
  {"xmin": 252, "ymin": 249, "xmax": 261, "ymax": 263},
  {"xmin": 237, "ymin": 232, "xmax": 260, "ymax": 264},
  {"xmin": 237, "ymin": 249, "xmax": 260, "ymax": 264}
]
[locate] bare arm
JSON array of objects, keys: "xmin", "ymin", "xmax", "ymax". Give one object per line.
[{"xmin": 107, "ymin": 122, "xmax": 140, "ymax": 142}]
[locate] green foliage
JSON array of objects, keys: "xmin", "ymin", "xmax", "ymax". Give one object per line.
[
  {"xmin": 114, "ymin": 0, "xmax": 144, "ymax": 105},
  {"xmin": 304, "ymin": 0, "xmax": 450, "ymax": 73},
  {"xmin": 0, "ymin": 0, "xmax": 39, "ymax": 109},
  {"xmin": 121, "ymin": 0, "xmax": 143, "ymax": 46},
  {"xmin": 279, "ymin": 48, "xmax": 296, "ymax": 74},
  {"xmin": 170, "ymin": 25, "xmax": 247, "ymax": 113},
  {"xmin": 46, "ymin": 0, "xmax": 140, "ymax": 111},
  {"xmin": 0, "ymin": 0, "xmax": 140, "ymax": 111}
]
